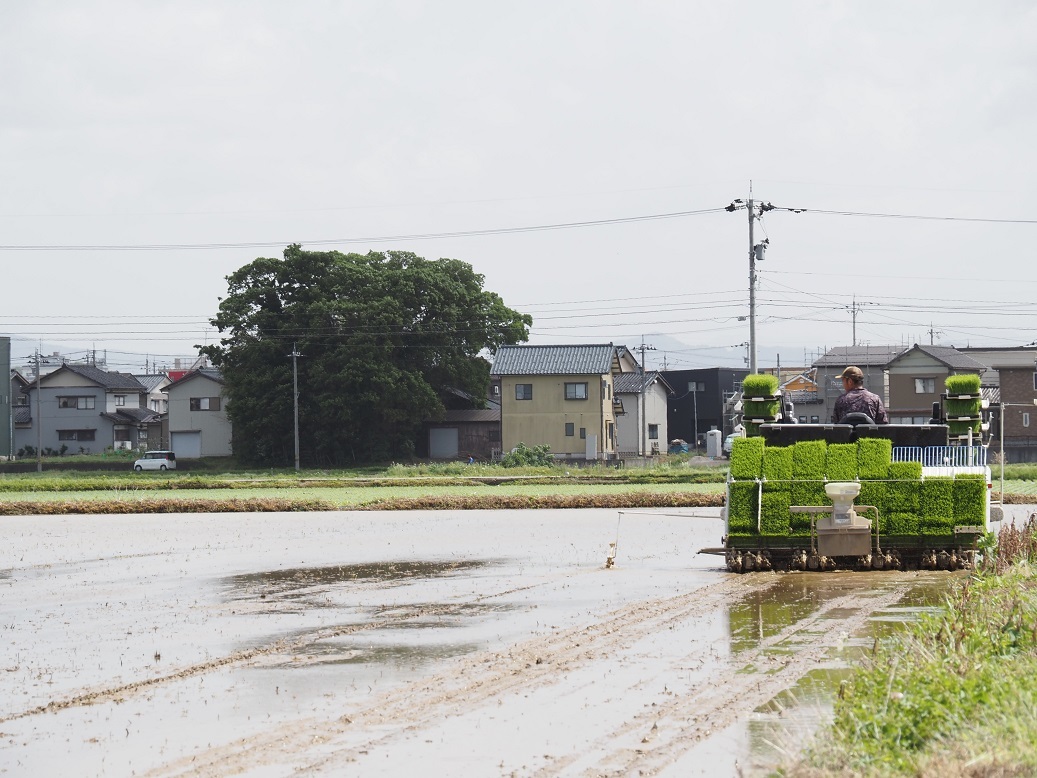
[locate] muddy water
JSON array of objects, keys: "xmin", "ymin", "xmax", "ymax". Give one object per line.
[{"xmin": 2, "ymin": 507, "xmax": 1031, "ymax": 777}]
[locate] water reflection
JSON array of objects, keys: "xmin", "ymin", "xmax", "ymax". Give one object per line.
[
  {"xmin": 221, "ymin": 559, "xmax": 492, "ymax": 603},
  {"xmin": 726, "ymin": 572, "xmax": 958, "ymax": 774}
]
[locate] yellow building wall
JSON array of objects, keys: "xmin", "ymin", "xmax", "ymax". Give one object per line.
[{"xmin": 500, "ymin": 374, "xmax": 617, "ymax": 457}]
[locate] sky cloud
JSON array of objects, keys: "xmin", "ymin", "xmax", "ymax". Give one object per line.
[{"xmin": 2, "ymin": 1, "xmax": 1036, "ymax": 372}]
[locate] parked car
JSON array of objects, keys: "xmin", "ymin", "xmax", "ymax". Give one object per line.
[
  {"xmin": 133, "ymin": 451, "xmax": 177, "ymax": 471},
  {"xmin": 722, "ymin": 434, "xmax": 736, "ymax": 458}
]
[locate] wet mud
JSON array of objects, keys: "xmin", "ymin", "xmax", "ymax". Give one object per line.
[{"xmin": 2, "ymin": 506, "xmax": 1033, "ymax": 776}]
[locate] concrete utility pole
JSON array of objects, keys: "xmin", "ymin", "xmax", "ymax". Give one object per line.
[
  {"xmin": 637, "ymin": 339, "xmax": 656, "ymax": 456},
  {"xmin": 846, "ymin": 297, "xmax": 876, "ymax": 346},
  {"xmin": 35, "ymin": 349, "xmax": 41, "ymax": 472},
  {"xmin": 726, "ymin": 193, "xmax": 774, "ymax": 374},
  {"xmin": 289, "ymin": 343, "xmax": 303, "ymax": 472}
]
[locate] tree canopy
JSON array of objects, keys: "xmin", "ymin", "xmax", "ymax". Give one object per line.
[{"xmin": 201, "ymin": 246, "xmax": 531, "ymax": 465}]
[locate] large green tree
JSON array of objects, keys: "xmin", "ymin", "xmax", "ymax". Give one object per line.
[{"xmin": 201, "ymin": 246, "xmax": 531, "ymax": 465}]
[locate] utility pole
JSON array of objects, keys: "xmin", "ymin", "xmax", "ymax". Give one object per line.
[
  {"xmin": 846, "ymin": 297, "xmax": 876, "ymax": 347},
  {"xmin": 726, "ymin": 191, "xmax": 775, "ymax": 374},
  {"xmin": 34, "ymin": 349, "xmax": 41, "ymax": 473},
  {"xmin": 637, "ymin": 338, "xmax": 656, "ymax": 457},
  {"xmin": 926, "ymin": 323, "xmax": 943, "ymax": 345},
  {"xmin": 289, "ymin": 343, "xmax": 303, "ymax": 472},
  {"xmin": 692, "ymin": 382, "xmax": 699, "ymax": 453}
]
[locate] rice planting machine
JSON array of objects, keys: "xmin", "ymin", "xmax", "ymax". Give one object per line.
[{"xmin": 710, "ymin": 375, "xmax": 1001, "ymax": 573}]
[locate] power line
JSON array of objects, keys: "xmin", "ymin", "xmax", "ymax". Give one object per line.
[{"xmin": 0, "ymin": 207, "xmax": 728, "ymax": 251}]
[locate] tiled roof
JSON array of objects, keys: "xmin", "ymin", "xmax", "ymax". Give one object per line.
[
  {"xmin": 905, "ymin": 344, "xmax": 987, "ymax": 372},
  {"xmin": 59, "ymin": 364, "xmax": 147, "ymax": 391},
  {"xmin": 490, "ymin": 344, "xmax": 618, "ymax": 376},
  {"xmin": 613, "ymin": 371, "xmax": 670, "ymax": 394},
  {"xmin": 443, "ymin": 409, "xmax": 500, "ymax": 423},
  {"xmin": 813, "ymin": 345, "xmax": 904, "ymax": 367},
  {"xmin": 101, "ymin": 408, "xmax": 162, "ymax": 424},
  {"xmin": 133, "ymin": 374, "xmax": 169, "ymax": 392},
  {"xmin": 164, "ymin": 367, "xmax": 224, "ymax": 391}
]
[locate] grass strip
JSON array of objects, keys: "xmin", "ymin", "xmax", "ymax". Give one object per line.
[
  {"xmin": 0, "ymin": 491, "xmax": 725, "ymax": 515},
  {"xmin": 791, "ymin": 519, "xmax": 1037, "ymax": 777}
]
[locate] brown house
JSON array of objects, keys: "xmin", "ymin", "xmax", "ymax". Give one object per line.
[
  {"xmin": 884, "ymin": 344, "xmax": 985, "ymax": 424},
  {"xmin": 995, "ymin": 362, "xmax": 1037, "ymax": 463}
]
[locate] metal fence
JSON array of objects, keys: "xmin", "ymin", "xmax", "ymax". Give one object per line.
[{"xmin": 892, "ymin": 446, "xmax": 987, "ymax": 467}]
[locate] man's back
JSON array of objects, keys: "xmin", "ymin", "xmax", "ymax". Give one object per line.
[{"xmin": 833, "ymin": 387, "xmax": 888, "ymax": 424}]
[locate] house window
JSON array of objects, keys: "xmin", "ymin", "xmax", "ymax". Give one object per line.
[
  {"xmin": 1025, "ymin": 413, "xmax": 1031, "ymax": 428},
  {"xmin": 114, "ymin": 395, "xmax": 126, "ymax": 407},
  {"xmin": 648, "ymin": 424, "xmax": 659, "ymax": 440},
  {"xmin": 488, "ymin": 429, "xmax": 500, "ymax": 442},
  {"xmin": 798, "ymin": 415, "xmax": 807, "ymax": 423},
  {"xmin": 914, "ymin": 378, "xmax": 935, "ymax": 394},
  {"xmin": 114, "ymin": 428, "xmax": 132, "ymax": 442},
  {"xmin": 190, "ymin": 396, "xmax": 221, "ymax": 411},
  {"xmin": 57, "ymin": 429, "xmax": 96, "ymax": 441},
  {"xmin": 565, "ymin": 382, "xmax": 588, "ymax": 400},
  {"xmin": 57, "ymin": 396, "xmax": 95, "ymax": 410},
  {"xmin": 688, "ymin": 381, "xmax": 704, "ymax": 392},
  {"xmin": 810, "ymin": 415, "xmax": 820, "ymax": 423},
  {"xmin": 580, "ymin": 427, "xmax": 586, "ymax": 439},
  {"xmin": 1033, "ymin": 372, "xmax": 1037, "ymax": 391},
  {"xmin": 515, "ymin": 384, "xmax": 533, "ymax": 401},
  {"xmin": 565, "ymin": 422, "xmax": 575, "ymax": 436},
  {"xmin": 15, "ymin": 394, "xmax": 28, "ymax": 406},
  {"xmin": 138, "ymin": 429, "xmax": 149, "ymax": 441}
]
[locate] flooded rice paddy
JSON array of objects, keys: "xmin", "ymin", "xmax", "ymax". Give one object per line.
[{"xmin": 2, "ymin": 506, "xmax": 1031, "ymax": 776}]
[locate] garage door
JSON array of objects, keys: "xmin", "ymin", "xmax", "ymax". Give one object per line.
[
  {"xmin": 171, "ymin": 431, "xmax": 202, "ymax": 459},
  {"xmin": 429, "ymin": 427, "xmax": 459, "ymax": 458}
]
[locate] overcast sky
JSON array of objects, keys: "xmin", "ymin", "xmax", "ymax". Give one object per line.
[{"xmin": 3, "ymin": 2, "xmax": 1037, "ymax": 373}]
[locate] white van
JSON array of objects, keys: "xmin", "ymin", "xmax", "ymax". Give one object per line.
[{"xmin": 133, "ymin": 451, "xmax": 177, "ymax": 471}]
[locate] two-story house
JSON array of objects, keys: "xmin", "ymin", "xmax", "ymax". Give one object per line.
[
  {"xmin": 988, "ymin": 354, "xmax": 1037, "ymax": 463},
  {"xmin": 614, "ymin": 371, "xmax": 673, "ymax": 457},
  {"xmin": 163, "ymin": 368, "xmax": 232, "ymax": 458},
  {"xmin": 884, "ymin": 344, "xmax": 986, "ymax": 424},
  {"xmin": 14, "ymin": 363, "xmax": 155, "ymax": 454},
  {"xmin": 811, "ymin": 345, "xmax": 902, "ymax": 423},
  {"xmin": 489, "ymin": 344, "xmax": 625, "ymax": 461}
]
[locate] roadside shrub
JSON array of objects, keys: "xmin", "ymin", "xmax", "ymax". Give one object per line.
[{"xmin": 500, "ymin": 443, "xmax": 554, "ymax": 468}]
